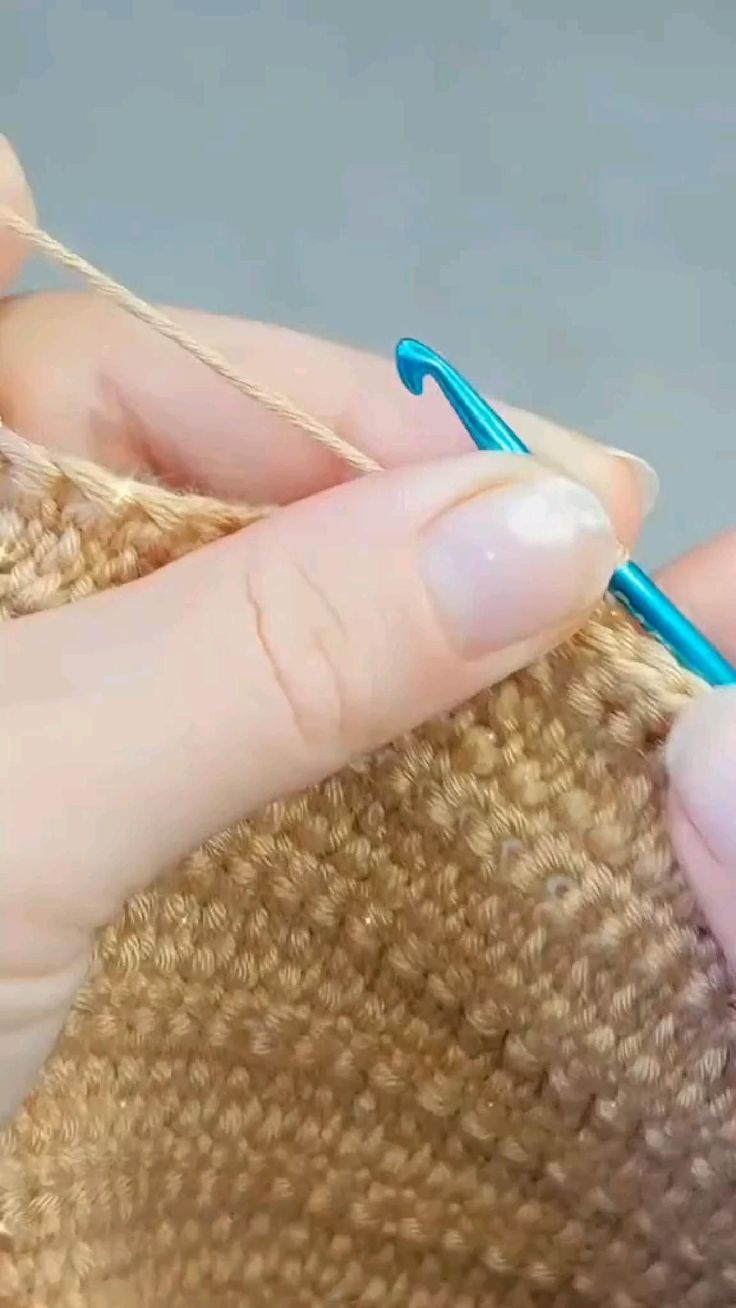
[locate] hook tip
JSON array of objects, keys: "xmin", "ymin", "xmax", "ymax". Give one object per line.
[{"xmin": 395, "ymin": 337, "xmax": 435, "ymax": 396}]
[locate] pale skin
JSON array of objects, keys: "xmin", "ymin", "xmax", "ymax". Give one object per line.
[{"xmin": 2, "ymin": 138, "xmax": 736, "ymax": 1125}]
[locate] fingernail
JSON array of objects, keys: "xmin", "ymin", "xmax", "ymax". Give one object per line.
[
  {"xmin": 420, "ymin": 474, "xmax": 616, "ymax": 657},
  {"xmin": 605, "ymin": 446, "xmax": 659, "ymax": 515},
  {"xmin": 666, "ymin": 690, "xmax": 736, "ymax": 866}
]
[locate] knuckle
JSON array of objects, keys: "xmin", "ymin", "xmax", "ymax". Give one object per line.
[{"xmin": 242, "ymin": 545, "xmax": 362, "ymax": 757}]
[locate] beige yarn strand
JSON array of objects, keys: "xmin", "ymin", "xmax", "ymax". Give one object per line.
[{"xmin": 0, "ymin": 207, "xmax": 380, "ymax": 476}]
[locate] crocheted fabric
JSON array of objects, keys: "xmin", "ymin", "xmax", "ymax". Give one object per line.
[{"xmin": 1, "ymin": 425, "xmax": 733, "ymax": 1308}]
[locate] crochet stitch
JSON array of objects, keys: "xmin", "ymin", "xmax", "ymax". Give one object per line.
[{"xmin": 2, "ymin": 423, "xmax": 734, "ymax": 1308}]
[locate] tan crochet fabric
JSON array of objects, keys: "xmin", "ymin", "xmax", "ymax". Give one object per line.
[{"xmin": 1, "ymin": 422, "xmax": 734, "ymax": 1308}]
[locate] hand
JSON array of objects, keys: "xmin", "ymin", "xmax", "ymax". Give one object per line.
[{"xmin": 0, "ymin": 138, "xmax": 704, "ymax": 1126}]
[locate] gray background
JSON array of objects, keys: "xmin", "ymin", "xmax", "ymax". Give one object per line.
[{"xmin": 4, "ymin": 0, "xmax": 736, "ymax": 565}]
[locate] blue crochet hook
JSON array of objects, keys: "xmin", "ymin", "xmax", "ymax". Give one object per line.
[{"xmin": 396, "ymin": 337, "xmax": 736, "ymax": 687}]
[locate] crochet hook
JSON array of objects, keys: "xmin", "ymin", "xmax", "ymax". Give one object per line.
[{"xmin": 396, "ymin": 338, "xmax": 736, "ymax": 687}]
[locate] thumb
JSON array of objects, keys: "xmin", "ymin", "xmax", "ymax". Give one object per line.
[
  {"xmin": 666, "ymin": 689, "xmax": 736, "ymax": 970},
  {"xmin": 7, "ymin": 455, "xmax": 617, "ymax": 936},
  {"xmin": 3, "ymin": 450, "xmax": 617, "ymax": 1120},
  {"xmin": 6, "ymin": 451, "xmax": 617, "ymax": 935}
]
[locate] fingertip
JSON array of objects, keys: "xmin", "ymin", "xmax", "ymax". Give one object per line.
[
  {"xmin": 498, "ymin": 402, "xmax": 650, "ymax": 554},
  {"xmin": 656, "ymin": 531, "xmax": 736, "ymax": 663},
  {"xmin": 0, "ymin": 136, "xmax": 36, "ymax": 290},
  {"xmin": 605, "ymin": 447, "xmax": 660, "ymax": 516},
  {"xmin": 599, "ymin": 449, "xmax": 647, "ymax": 553},
  {"xmin": 668, "ymin": 790, "xmax": 736, "ymax": 972},
  {"xmin": 668, "ymin": 691, "xmax": 736, "ymax": 975},
  {"xmin": 666, "ymin": 689, "xmax": 736, "ymax": 870}
]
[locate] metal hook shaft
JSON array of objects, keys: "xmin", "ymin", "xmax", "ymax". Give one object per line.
[{"xmin": 396, "ymin": 337, "xmax": 736, "ymax": 687}]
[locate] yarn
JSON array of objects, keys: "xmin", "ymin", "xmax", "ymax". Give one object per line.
[
  {"xmin": 0, "ymin": 208, "xmax": 378, "ymax": 475},
  {"xmin": 1, "ymin": 216, "xmax": 734, "ymax": 1307}
]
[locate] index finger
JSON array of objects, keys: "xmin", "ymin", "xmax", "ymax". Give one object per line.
[
  {"xmin": 1, "ymin": 290, "xmax": 653, "ymax": 542},
  {"xmin": 0, "ymin": 142, "xmax": 651, "ymax": 543}
]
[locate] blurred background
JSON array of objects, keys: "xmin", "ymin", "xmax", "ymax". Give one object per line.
[{"xmin": 4, "ymin": 0, "xmax": 735, "ymax": 564}]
